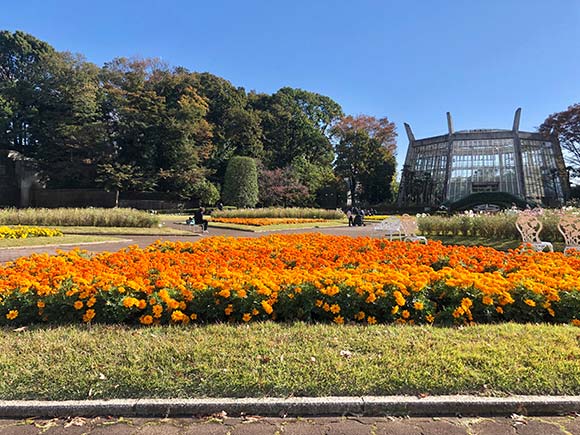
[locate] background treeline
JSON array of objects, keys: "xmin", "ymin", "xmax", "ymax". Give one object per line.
[{"xmin": 0, "ymin": 31, "xmax": 398, "ymax": 208}]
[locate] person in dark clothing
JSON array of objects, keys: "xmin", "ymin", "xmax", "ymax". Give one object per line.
[{"xmin": 194, "ymin": 207, "xmax": 209, "ymax": 232}]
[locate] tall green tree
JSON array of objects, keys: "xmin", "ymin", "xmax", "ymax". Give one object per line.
[
  {"xmin": 191, "ymin": 72, "xmax": 263, "ymax": 180},
  {"xmin": 332, "ymin": 115, "xmax": 397, "ymax": 205},
  {"xmin": 100, "ymin": 58, "xmax": 214, "ymax": 198},
  {"xmin": 250, "ymin": 87, "xmax": 343, "ymax": 169}
]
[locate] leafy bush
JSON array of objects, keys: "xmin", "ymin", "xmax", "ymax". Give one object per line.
[
  {"xmin": 417, "ymin": 210, "xmax": 566, "ymax": 242},
  {"xmin": 222, "ymin": 156, "xmax": 259, "ymax": 208},
  {"xmin": 212, "ymin": 207, "xmax": 344, "ymax": 220},
  {"xmin": 0, "ymin": 208, "xmax": 160, "ymax": 228}
]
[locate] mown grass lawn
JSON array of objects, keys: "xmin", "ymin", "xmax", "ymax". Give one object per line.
[
  {"xmin": 0, "ymin": 235, "xmax": 122, "ymax": 249},
  {"xmin": 53, "ymin": 226, "xmax": 193, "ymax": 236},
  {"xmin": 1, "ymin": 322, "xmax": 579, "ymax": 400}
]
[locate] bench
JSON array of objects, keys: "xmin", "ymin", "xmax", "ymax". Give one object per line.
[{"xmin": 373, "ymin": 217, "xmax": 403, "ymax": 240}]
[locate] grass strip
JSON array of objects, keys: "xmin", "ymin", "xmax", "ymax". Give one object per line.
[
  {"xmin": 53, "ymin": 226, "xmax": 193, "ymax": 236},
  {"xmin": 1, "ymin": 323, "xmax": 579, "ymax": 400},
  {"xmin": 0, "ymin": 235, "xmax": 121, "ymax": 249}
]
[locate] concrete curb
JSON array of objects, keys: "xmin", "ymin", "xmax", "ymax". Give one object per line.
[{"xmin": 0, "ymin": 396, "xmax": 579, "ymax": 418}]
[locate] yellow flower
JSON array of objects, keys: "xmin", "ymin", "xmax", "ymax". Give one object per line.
[
  {"xmin": 391, "ymin": 305, "xmax": 399, "ymax": 315},
  {"xmin": 36, "ymin": 301, "xmax": 45, "ymax": 309},
  {"xmin": 242, "ymin": 313, "xmax": 252, "ymax": 322},
  {"xmin": 425, "ymin": 314, "xmax": 435, "ymax": 323},
  {"xmin": 6, "ymin": 310, "xmax": 18, "ymax": 320},
  {"xmin": 482, "ymin": 296, "xmax": 493, "ymax": 306},
  {"xmin": 73, "ymin": 300, "xmax": 84, "ymax": 310},
  {"xmin": 402, "ymin": 310, "xmax": 410, "ymax": 319},
  {"xmin": 87, "ymin": 297, "xmax": 97, "ymax": 308},
  {"xmin": 333, "ymin": 315, "xmax": 344, "ymax": 325},
  {"xmin": 315, "ymin": 299, "xmax": 323, "ymax": 307},
  {"xmin": 524, "ymin": 299, "xmax": 536, "ymax": 307},
  {"xmin": 413, "ymin": 302, "xmax": 424, "ymax": 311},
  {"xmin": 322, "ymin": 303, "xmax": 330, "ymax": 312},
  {"xmin": 224, "ymin": 304, "xmax": 233, "ymax": 316},
  {"xmin": 367, "ymin": 316, "xmax": 377, "ymax": 325},
  {"xmin": 190, "ymin": 313, "xmax": 198, "ymax": 320},
  {"xmin": 330, "ymin": 304, "xmax": 341, "ymax": 314}
]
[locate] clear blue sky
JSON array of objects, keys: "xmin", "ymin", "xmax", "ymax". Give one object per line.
[{"xmin": 2, "ymin": 0, "xmax": 579, "ymax": 169}]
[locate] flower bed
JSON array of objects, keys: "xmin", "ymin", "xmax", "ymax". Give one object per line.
[
  {"xmin": 1, "ymin": 234, "xmax": 580, "ymax": 326},
  {"xmin": 211, "ymin": 217, "xmax": 327, "ymax": 226},
  {"xmin": 0, "ymin": 226, "xmax": 63, "ymax": 239}
]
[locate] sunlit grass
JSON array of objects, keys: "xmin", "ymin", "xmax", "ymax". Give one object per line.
[{"xmin": 1, "ymin": 323, "xmax": 579, "ymax": 400}]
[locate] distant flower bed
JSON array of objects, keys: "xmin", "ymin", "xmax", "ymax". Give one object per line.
[
  {"xmin": 0, "ymin": 226, "xmax": 63, "ymax": 239},
  {"xmin": 211, "ymin": 207, "xmax": 344, "ymax": 220},
  {"xmin": 1, "ymin": 234, "xmax": 580, "ymax": 327},
  {"xmin": 211, "ymin": 217, "xmax": 326, "ymax": 226}
]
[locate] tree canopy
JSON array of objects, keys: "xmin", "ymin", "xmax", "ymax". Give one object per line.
[
  {"xmin": 540, "ymin": 103, "xmax": 580, "ymax": 169},
  {"xmin": 0, "ymin": 30, "xmax": 399, "ymax": 207}
]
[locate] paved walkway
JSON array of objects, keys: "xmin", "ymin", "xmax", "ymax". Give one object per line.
[{"xmin": 1, "ymin": 415, "xmax": 579, "ymax": 434}]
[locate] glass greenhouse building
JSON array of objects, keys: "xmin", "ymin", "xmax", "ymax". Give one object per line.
[{"xmin": 397, "ymin": 108, "xmax": 569, "ymax": 208}]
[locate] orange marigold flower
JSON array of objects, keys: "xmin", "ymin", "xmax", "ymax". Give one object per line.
[
  {"xmin": 355, "ymin": 311, "xmax": 365, "ymax": 320},
  {"xmin": 82, "ymin": 309, "xmax": 95, "ymax": 323},
  {"xmin": 36, "ymin": 301, "xmax": 45, "ymax": 309},
  {"xmin": 333, "ymin": 315, "xmax": 344, "ymax": 325},
  {"xmin": 425, "ymin": 314, "xmax": 435, "ymax": 323},
  {"xmin": 413, "ymin": 302, "xmax": 424, "ymax": 311},
  {"xmin": 242, "ymin": 313, "xmax": 252, "ymax": 322},
  {"xmin": 330, "ymin": 304, "xmax": 341, "ymax": 314},
  {"xmin": 572, "ymin": 319, "xmax": 580, "ymax": 327},
  {"xmin": 482, "ymin": 296, "xmax": 493, "ymax": 305},
  {"xmin": 87, "ymin": 297, "xmax": 97, "ymax": 308},
  {"xmin": 152, "ymin": 304, "xmax": 163, "ymax": 318},
  {"xmin": 6, "ymin": 310, "xmax": 18, "ymax": 320},
  {"xmin": 261, "ymin": 300, "xmax": 274, "ymax": 315},
  {"xmin": 73, "ymin": 300, "xmax": 84, "ymax": 310},
  {"xmin": 524, "ymin": 299, "xmax": 536, "ymax": 307},
  {"xmin": 367, "ymin": 316, "xmax": 377, "ymax": 325},
  {"xmin": 402, "ymin": 310, "xmax": 410, "ymax": 319},
  {"xmin": 140, "ymin": 315, "xmax": 153, "ymax": 325},
  {"xmin": 190, "ymin": 313, "xmax": 198, "ymax": 320},
  {"xmin": 496, "ymin": 306, "xmax": 504, "ymax": 314},
  {"xmin": 315, "ymin": 299, "xmax": 323, "ymax": 307},
  {"xmin": 225, "ymin": 304, "xmax": 233, "ymax": 316}
]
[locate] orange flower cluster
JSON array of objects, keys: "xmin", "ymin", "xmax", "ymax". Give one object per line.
[
  {"xmin": 1, "ymin": 234, "xmax": 580, "ymax": 326},
  {"xmin": 211, "ymin": 217, "xmax": 326, "ymax": 226}
]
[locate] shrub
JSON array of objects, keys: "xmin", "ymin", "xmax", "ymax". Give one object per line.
[
  {"xmin": 0, "ymin": 208, "xmax": 160, "ymax": 228},
  {"xmin": 416, "ymin": 210, "xmax": 565, "ymax": 242},
  {"xmin": 222, "ymin": 156, "xmax": 259, "ymax": 208}
]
